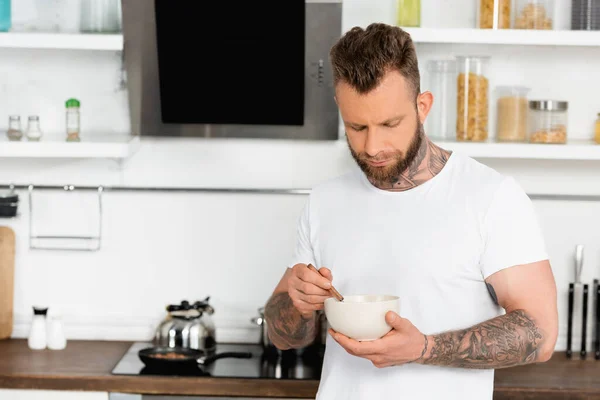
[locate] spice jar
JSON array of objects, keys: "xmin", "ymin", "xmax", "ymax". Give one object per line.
[
  {"xmin": 528, "ymin": 100, "xmax": 568, "ymax": 144},
  {"xmin": 456, "ymin": 56, "xmax": 490, "ymax": 142},
  {"xmin": 425, "ymin": 60, "xmax": 456, "ymax": 141},
  {"xmin": 495, "ymin": 86, "xmax": 530, "ymax": 142},
  {"xmin": 6, "ymin": 115, "xmax": 23, "ymax": 141},
  {"xmin": 26, "ymin": 116, "xmax": 43, "ymax": 141},
  {"xmin": 595, "ymin": 113, "xmax": 600, "ymax": 144},
  {"xmin": 514, "ymin": 0, "xmax": 554, "ymax": 29},
  {"xmin": 397, "ymin": 0, "xmax": 421, "ymax": 27},
  {"xmin": 478, "ymin": 0, "xmax": 511, "ymax": 29},
  {"xmin": 66, "ymin": 98, "xmax": 81, "ymax": 142}
]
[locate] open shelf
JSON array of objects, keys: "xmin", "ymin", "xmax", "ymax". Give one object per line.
[
  {"xmin": 402, "ymin": 27, "xmax": 600, "ymax": 47},
  {"xmin": 0, "ymin": 32, "xmax": 123, "ymax": 50},
  {"xmin": 0, "ymin": 135, "xmax": 140, "ymax": 159},
  {"xmin": 434, "ymin": 139, "xmax": 600, "ymax": 160}
]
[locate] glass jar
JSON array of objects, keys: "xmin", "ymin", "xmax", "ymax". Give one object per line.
[
  {"xmin": 397, "ymin": 0, "xmax": 420, "ymax": 27},
  {"xmin": 7, "ymin": 116, "xmax": 23, "ymax": 141},
  {"xmin": 495, "ymin": 86, "xmax": 530, "ymax": 142},
  {"xmin": 514, "ymin": 0, "xmax": 554, "ymax": 30},
  {"xmin": 595, "ymin": 113, "xmax": 600, "ymax": 144},
  {"xmin": 66, "ymin": 98, "xmax": 81, "ymax": 142},
  {"xmin": 80, "ymin": 0, "xmax": 120, "ymax": 33},
  {"xmin": 425, "ymin": 60, "xmax": 457, "ymax": 141},
  {"xmin": 456, "ymin": 56, "xmax": 490, "ymax": 142},
  {"xmin": 26, "ymin": 116, "xmax": 43, "ymax": 141},
  {"xmin": 0, "ymin": 0, "xmax": 11, "ymax": 32},
  {"xmin": 478, "ymin": 0, "xmax": 511, "ymax": 29},
  {"xmin": 528, "ymin": 100, "xmax": 568, "ymax": 144},
  {"xmin": 571, "ymin": 0, "xmax": 600, "ymax": 30}
]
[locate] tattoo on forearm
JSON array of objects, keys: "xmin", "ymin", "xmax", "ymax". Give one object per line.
[
  {"xmin": 421, "ymin": 310, "xmax": 544, "ymax": 369},
  {"xmin": 264, "ymin": 292, "xmax": 316, "ymax": 349}
]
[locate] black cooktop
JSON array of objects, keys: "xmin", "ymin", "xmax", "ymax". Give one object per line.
[{"xmin": 111, "ymin": 342, "xmax": 323, "ymax": 380}]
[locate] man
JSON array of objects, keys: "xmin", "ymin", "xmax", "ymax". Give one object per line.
[{"xmin": 264, "ymin": 23, "xmax": 558, "ymax": 400}]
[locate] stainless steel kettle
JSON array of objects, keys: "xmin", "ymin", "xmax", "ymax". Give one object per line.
[{"xmin": 154, "ymin": 297, "xmax": 216, "ymax": 355}]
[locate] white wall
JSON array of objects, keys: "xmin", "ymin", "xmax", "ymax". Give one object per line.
[{"xmin": 1, "ymin": 0, "xmax": 599, "ymax": 351}]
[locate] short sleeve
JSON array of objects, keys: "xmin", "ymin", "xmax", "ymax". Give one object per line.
[
  {"xmin": 480, "ymin": 177, "xmax": 548, "ymax": 279},
  {"xmin": 287, "ymin": 197, "xmax": 317, "ymax": 269}
]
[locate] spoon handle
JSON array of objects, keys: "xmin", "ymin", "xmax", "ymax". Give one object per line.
[{"xmin": 307, "ymin": 263, "xmax": 344, "ymax": 302}]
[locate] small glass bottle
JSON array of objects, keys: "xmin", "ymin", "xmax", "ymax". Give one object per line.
[
  {"xmin": 26, "ymin": 116, "xmax": 43, "ymax": 141},
  {"xmin": 66, "ymin": 98, "xmax": 81, "ymax": 142},
  {"xmin": 397, "ymin": 0, "xmax": 421, "ymax": 27},
  {"xmin": 7, "ymin": 115, "xmax": 23, "ymax": 141},
  {"xmin": 595, "ymin": 113, "xmax": 600, "ymax": 144}
]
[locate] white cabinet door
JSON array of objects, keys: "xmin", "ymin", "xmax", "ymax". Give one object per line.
[{"xmin": 0, "ymin": 389, "xmax": 108, "ymax": 400}]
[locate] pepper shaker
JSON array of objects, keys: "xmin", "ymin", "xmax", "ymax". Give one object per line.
[{"xmin": 28, "ymin": 306, "xmax": 48, "ymax": 350}]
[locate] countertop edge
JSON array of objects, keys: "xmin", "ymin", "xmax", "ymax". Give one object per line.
[{"xmin": 0, "ymin": 375, "xmax": 320, "ymax": 398}]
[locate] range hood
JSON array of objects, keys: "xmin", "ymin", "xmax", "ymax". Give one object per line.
[{"xmin": 121, "ymin": 0, "xmax": 342, "ymax": 140}]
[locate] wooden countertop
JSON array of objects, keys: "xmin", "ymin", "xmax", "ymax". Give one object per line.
[{"xmin": 1, "ymin": 339, "xmax": 599, "ymax": 399}]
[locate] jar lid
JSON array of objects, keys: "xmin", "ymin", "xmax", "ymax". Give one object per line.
[
  {"xmin": 495, "ymin": 86, "xmax": 531, "ymax": 96},
  {"xmin": 529, "ymin": 100, "xmax": 568, "ymax": 111},
  {"xmin": 66, "ymin": 98, "xmax": 80, "ymax": 108}
]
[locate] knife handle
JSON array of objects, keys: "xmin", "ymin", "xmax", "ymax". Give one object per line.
[
  {"xmin": 581, "ymin": 284, "xmax": 589, "ymax": 359},
  {"xmin": 595, "ymin": 282, "xmax": 600, "ymax": 360},
  {"xmin": 567, "ymin": 283, "xmax": 574, "ymax": 359}
]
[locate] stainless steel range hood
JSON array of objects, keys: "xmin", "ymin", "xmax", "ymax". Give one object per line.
[{"xmin": 121, "ymin": 0, "xmax": 342, "ymax": 140}]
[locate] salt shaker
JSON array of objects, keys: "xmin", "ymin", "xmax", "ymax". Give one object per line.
[
  {"xmin": 28, "ymin": 306, "xmax": 48, "ymax": 350},
  {"xmin": 26, "ymin": 116, "xmax": 43, "ymax": 141},
  {"xmin": 47, "ymin": 309, "xmax": 67, "ymax": 350}
]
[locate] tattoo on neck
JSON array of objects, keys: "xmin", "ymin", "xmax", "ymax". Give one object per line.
[
  {"xmin": 390, "ymin": 140, "xmax": 451, "ymax": 192},
  {"xmin": 420, "ymin": 310, "xmax": 544, "ymax": 369},
  {"xmin": 264, "ymin": 292, "xmax": 316, "ymax": 349}
]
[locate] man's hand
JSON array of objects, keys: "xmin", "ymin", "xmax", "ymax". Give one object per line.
[
  {"xmin": 329, "ymin": 311, "xmax": 427, "ymax": 368},
  {"xmin": 287, "ymin": 263, "xmax": 334, "ymax": 318}
]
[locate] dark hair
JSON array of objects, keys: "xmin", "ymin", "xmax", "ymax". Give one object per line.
[{"xmin": 329, "ymin": 23, "xmax": 420, "ymax": 99}]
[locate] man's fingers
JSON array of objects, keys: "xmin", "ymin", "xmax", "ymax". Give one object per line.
[
  {"xmin": 298, "ymin": 293, "xmax": 330, "ymax": 305},
  {"xmin": 294, "ymin": 280, "xmax": 331, "ymax": 296},
  {"xmin": 329, "ymin": 329, "xmax": 383, "ymax": 356},
  {"xmin": 296, "ymin": 264, "xmax": 332, "ymax": 290},
  {"xmin": 290, "ymin": 297, "xmax": 324, "ymax": 312},
  {"xmin": 318, "ymin": 267, "xmax": 333, "ymax": 281}
]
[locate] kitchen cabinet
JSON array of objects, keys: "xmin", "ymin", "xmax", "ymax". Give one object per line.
[{"xmin": 0, "ymin": 389, "xmax": 108, "ymax": 400}]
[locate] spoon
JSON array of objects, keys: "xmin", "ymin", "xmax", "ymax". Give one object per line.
[{"xmin": 307, "ymin": 263, "xmax": 344, "ymax": 302}]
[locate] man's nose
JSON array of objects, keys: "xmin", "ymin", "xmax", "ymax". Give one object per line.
[{"xmin": 364, "ymin": 129, "xmax": 385, "ymax": 158}]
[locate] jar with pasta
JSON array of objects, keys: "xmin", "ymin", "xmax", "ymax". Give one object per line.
[
  {"xmin": 495, "ymin": 86, "xmax": 530, "ymax": 142},
  {"xmin": 478, "ymin": 0, "xmax": 511, "ymax": 29},
  {"xmin": 514, "ymin": 0, "xmax": 554, "ymax": 29},
  {"xmin": 456, "ymin": 56, "xmax": 490, "ymax": 142},
  {"xmin": 528, "ymin": 100, "xmax": 568, "ymax": 144}
]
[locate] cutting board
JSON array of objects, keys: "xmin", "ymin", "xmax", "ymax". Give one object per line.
[{"xmin": 0, "ymin": 226, "xmax": 15, "ymax": 339}]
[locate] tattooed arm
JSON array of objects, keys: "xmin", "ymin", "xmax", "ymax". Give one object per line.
[
  {"xmin": 417, "ymin": 261, "xmax": 558, "ymax": 369},
  {"xmin": 264, "ymin": 264, "xmax": 333, "ymax": 350}
]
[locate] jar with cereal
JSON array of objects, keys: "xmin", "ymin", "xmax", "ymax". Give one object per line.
[
  {"xmin": 456, "ymin": 56, "xmax": 490, "ymax": 142},
  {"xmin": 478, "ymin": 0, "xmax": 511, "ymax": 29},
  {"xmin": 495, "ymin": 86, "xmax": 530, "ymax": 142},
  {"xmin": 514, "ymin": 0, "xmax": 554, "ymax": 30},
  {"xmin": 528, "ymin": 100, "xmax": 568, "ymax": 144}
]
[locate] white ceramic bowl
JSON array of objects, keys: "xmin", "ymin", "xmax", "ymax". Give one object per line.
[{"xmin": 324, "ymin": 295, "xmax": 400, "ymax": 341}]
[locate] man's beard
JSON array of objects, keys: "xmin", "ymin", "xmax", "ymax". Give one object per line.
[{"xmin": 348, "ymin": 121, "xmax": 425, "ymax": 187}]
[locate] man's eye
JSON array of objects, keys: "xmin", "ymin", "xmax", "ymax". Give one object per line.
[{"xmin": 351, "ymin": 126, "xmax": 366, "ymax": 132}]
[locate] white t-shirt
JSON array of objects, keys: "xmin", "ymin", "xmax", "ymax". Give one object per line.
[{"xmin": 288, "ymin": 151, "xmax": 548, "ymax": 400}]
